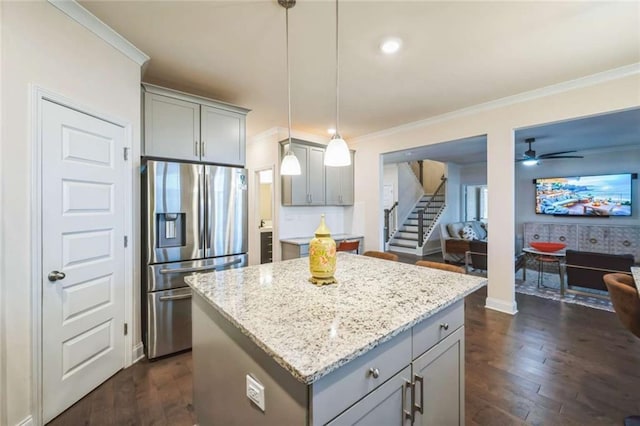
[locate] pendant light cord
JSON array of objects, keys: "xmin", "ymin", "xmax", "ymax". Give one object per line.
[
  {"xmin": 286, "ymin": 7, "xmax": 293, "ymax": 150},
  {"xmin": 335, "ymin": 0, "xmax": 340, "ymax": 137}
]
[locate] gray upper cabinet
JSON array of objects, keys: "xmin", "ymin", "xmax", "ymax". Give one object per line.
[
  {"xmin": 143, "ymin": 84, "xmax": 249, "ymax": 166},
  {"xmin": 281, "ymin": 139, "xmax": 353, "ymax": 206},
  {"xmin": 200, "ymin": 105, "xmax": 246, "ymax": 166},
  {"xmin": 282, "ymin": 141, "xmax": 326, "ymax": 206},
  {"xmin": 325, "ymin": 150, "xmax": 354, "ymax": 205},
  {"xmin": 144, "ymin": 92, "xmax": 200, "ymax": 162}
]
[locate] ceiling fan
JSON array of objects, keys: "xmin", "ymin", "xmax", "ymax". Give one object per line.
[{"xmin": 516, "ymin": 137, "xmax": 584, "ymax": 165}]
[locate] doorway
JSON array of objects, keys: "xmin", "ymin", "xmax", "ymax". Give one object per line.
[
  {"xmin": 255, "ymin": 167, "xmax": 275, "ymax": 264},
  {"xmin": 34, "ymin": 92, "xmax": 132, "ymax": 424}
]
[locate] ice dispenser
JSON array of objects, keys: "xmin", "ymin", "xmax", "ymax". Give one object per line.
[{"xmin": 157, "ymin": 213, "xmax": 186, "ymax": 248}]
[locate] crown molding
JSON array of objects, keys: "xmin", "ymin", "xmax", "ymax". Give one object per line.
[
  {"xmin": 48, "ymin": 0, "xmax": 149, "ymax": 66},
  {"xmin": 352, "ymin": 63, "xmax": 640, "ymax": 145}
]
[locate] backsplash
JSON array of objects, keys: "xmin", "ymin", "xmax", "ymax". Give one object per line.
[{"xmin": 279, "ymin": 206, "xmax": 349, "ymax": 239}]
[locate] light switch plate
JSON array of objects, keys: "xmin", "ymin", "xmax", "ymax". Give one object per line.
[{"xmin": 246, "ymin": 375, "xmax": 265, "ymax": 411}]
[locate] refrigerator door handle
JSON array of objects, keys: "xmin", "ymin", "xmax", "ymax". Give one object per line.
[
  {"xmin": 159, "ymin": 293, "xmax": 192, "ymax": 302},
  {"xmin": 199, "ymin": 168, "xmax": 205, "ymax": 252},
  {"xmin": 205, "ymin": 171, "xmax": 212, "ymax": 252},
  {"xmin": 159, "ymin": 258, "xmax": 242, "ymax": 275}
]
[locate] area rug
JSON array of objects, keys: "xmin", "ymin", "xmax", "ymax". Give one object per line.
[{"xmin": 515, "ymin": 268, "xmax": 613, "ymax": 312}]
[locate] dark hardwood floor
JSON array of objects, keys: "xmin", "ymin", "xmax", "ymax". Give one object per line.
[{"xmin": 49, "ymin": 287, "xmax": 640, "ymax": 425}]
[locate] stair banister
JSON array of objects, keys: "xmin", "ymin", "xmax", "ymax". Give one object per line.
[
  {"xmin": 418, "ymin": 176, "xmax": 447, "ymax": 246},
  {"xmin": 384, "ymin": 201, "xmax": 399, "ymax": 243}
]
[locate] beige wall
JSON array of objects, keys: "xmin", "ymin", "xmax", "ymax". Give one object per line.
[
  {"xmin": 351, "ymin": 73, "xmax": 640, "ymax": 313},
  {"xmin": 259, "ymin": 183, "xmax": 273, "ymax": 221},
  {"xmin": 1, "ymin": 2, "xmax": 142, "ymax": 424},
  {"xmin": 422, "ymin": 159, "xmax": 445, "ymax": 194}
]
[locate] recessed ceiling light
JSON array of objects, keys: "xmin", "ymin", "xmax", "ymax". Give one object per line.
[{"xmin": 380, "ymin": 37, "xmax": 402, "ymax": 55}]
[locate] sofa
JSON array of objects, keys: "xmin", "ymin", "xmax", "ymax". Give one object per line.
[
  {"xmin": 440, "ymin": 221, "xmax": 487, "ymax": 263},
  {"xmin": 565, "ymin": 249, "xmax": 635, "ymax": 292}
]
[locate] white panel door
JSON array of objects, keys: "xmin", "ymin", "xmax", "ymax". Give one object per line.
[{"xmin": 41, "ymin": 100, "xmax": 126, "ymax": 423}]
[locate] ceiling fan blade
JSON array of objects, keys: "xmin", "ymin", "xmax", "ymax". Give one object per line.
[
  {"xmin": 539, "ymin": 155, "xmax": 584, "ymax": 160},
  {"xmin": 538, "ymin": 150, "xmax": 577, "ymax": 158}
]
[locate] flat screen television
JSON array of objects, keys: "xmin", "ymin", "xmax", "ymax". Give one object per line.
[{"xmin": 535, "ymin": 173, "xmax": 632, "ymax": 216}]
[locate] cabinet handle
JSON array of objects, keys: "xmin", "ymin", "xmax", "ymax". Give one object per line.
[
  {"xmin": 201, "ymin": 140, "xmax": 206, "ymax": 157},
  {"xmin": 533, "ymin": 234, "xmax": 540, "ymax": 240},
  {"xmin": 402, "ymin": 379, "xmax": 413, "ymax": 422},
  {"xmin": 413, "ymin": 374, "xmax": 424, "ymax": 415},
  {"xmin": 623, "ymin": 240, "xmax": 631, "ymax": 247},
  {"xmin": 194, "ymin": 140, "xmax": 199, "ymax": 157},
  {"xmin": 590, "ymin": 238, "xmax": 597, "ymax": 244},
  {"xmin": 368, "ymin": 367, "xmax": 380, "ymax": 379},
  {"xmin": 559, "ymin": 236, "xmax": 566, "ymax": 242},
  {"xmin": 440, "ymin": 322, "xmax": 449, "ymax": 331}
]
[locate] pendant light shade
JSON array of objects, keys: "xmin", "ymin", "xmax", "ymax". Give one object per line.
[
  {"xmin": 279, "ymin": 0, "xmax": 301, "ymax": 176},
  {"xmin": 325, "ymin": 135, "xmax": 350, "ymax": 167},
  {"xmin": 324, "ymin": 0, "xmax": 351, "ymax": 167},
  {"xmin": 281, "ymin": 150, "xmax": 302, "ymax": 175}
]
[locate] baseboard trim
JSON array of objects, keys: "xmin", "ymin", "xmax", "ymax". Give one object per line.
[
  {"xmin": 485, "ymin": 297, "xmax": 518, "ymax": 315},
  {"xmin": 132, "ymin": 341, "xmax": 145, "ymax": 364},
  {"xmin": 17, "ymin": 415, "xmax": 33, "ymax": 426}
]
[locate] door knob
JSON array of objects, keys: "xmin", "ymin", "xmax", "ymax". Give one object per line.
[{"xmin": 48, "ymin": 271, "xmax": 66, "ymax": 282}]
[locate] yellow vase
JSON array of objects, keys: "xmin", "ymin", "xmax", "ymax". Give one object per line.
[{"xmin": 309, "ymin": 214, "xmax": 337, "ymax": 285}]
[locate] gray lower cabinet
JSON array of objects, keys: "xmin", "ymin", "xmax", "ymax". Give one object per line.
[
  {"xmin": 143, "ymin": 84, "xmax": 249, "ymax": 166},
  {"xmin": 193, "ymin": 293, "xmax": 464, "ymax": 426},
  {"xmin": 327, "ymin": 366, "xmax": 412, "ymax": 426},
  {"xmin": 325, "ymin": 151, "xmax": 355, "ymax": 205},
  {"xmin": 413, "ymin": 328, "xmax": 464, "ymax": 426}
]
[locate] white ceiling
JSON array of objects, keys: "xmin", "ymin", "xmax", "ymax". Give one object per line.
[
  {"xmin": 80, "ymin": 1, "xmax": 640, "ymax": 141},
  {"xmin": 383, "ymin": 108, "xmax": 640, "ymax": 165}
]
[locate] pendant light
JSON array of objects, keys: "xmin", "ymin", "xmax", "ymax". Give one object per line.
[
  {"xmin": 279, "ymin": 0, "xmax": 301, "ymax": 176},
  {"xmin": 324, "ymin": 0, "xmax": 351, "ymax": 167}
]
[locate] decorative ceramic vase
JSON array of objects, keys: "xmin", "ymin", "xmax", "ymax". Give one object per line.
[{"xmin": 309, "ymin": 214, "xmax": 337, "ymax": 285}]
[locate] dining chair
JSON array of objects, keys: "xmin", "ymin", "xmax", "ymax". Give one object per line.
[
  {"xmin": 363, "ymin": 251, "xmax": 399, "ymax": 262},
  {"xmin": 603, "ymin": 273, "xmax": 640, "ymax": 426},
  {"xmin": 336, "ymin": 240, "xmax": 360, "ymax": 254},
  {"xmin": 415, "ymin": 260, "xmax": 465, "ymax": 274}
]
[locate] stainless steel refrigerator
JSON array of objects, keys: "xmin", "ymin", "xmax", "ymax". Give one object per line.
[{"xmin": 142, "ymin": 160, "xmax": 248, "ymax": 359}]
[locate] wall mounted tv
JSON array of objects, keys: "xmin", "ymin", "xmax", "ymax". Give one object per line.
[{"xmin": 535, "ymin": 173, "xmax": 633, "ymax": 216}]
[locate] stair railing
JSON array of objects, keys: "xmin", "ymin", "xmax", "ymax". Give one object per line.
[
  {"xmin": 384, "ymin": 201, "xmax": 399, "ymax": 243},
  {"xmin": 417, "ymin": 176, "xmax": 447, "ymax": 246}
]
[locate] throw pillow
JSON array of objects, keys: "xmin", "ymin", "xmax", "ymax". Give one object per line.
[{"xmin": 459, "ymin": 224, "xmax": 477, "ymax": 240}]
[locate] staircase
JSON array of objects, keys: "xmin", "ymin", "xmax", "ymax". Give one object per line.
[{"xmin": 388, "ymin": 193, "xmax": 445, "ymax": 254}]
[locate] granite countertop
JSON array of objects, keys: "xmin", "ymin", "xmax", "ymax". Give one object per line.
[
  {"xmin": 280, "ymin": 233, "xmax": 363, "ymax": 245},
  {"xmin": 185, "ymin": 253, "xmax": 486, "ymax": 384},
  {"xmin": 632, "ymin": 267, "xmax": 640, "ymax": 299}
]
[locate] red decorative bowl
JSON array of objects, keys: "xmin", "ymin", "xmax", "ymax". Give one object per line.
[{"xmin": 530, "ymin": 242, "xmax": 566, "ymax": 252}]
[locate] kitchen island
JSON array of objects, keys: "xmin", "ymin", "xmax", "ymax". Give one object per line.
[{"xmin": 186, "ymin": 253, "xmax": 486, "ymax": 425}]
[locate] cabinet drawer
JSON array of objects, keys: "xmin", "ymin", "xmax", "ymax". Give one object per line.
[
  {"xmin": 311, "ymin": 329, "xmax": 412, "ymax": 426},
  {"xmin": 412, "ymin": 300, "xmax": 464, "ymax": 359}
]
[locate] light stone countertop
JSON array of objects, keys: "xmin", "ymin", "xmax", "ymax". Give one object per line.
[
  {"xmin": 185, "ymin": 253, "xmax": 486, "ymax": 384},
  {"xmin": 280, "ymin": 233, "xmax": 363, "ymax": 245},
  {"xmin": 632, "ymin": 267, "xmax": 640, "ymax": 299}
]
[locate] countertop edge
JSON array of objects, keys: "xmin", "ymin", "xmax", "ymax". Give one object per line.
[{"xmin": 189, "ymin": 278, "xmax": 486, "ymax": 385}]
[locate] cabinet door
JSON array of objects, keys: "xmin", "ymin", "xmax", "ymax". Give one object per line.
[
  {"xmin": 144, "ymin": 93, "xmax": 200, "ymax": 161},
  {"xmin": 413, "ymin": 327, "xmax": 464, "ymax": 426},
  {"xmin": 326, "ymin": 366, "xmax": 412, "ymax": 426},
  {"xmin": 523, "ymin": 223, "xmax": 549, "ymax": 247},
  {"xmin": 308, "ymin": 147, "xmax": 325, "ymax": 205},
  {"xmin": 326, "ymin": 151, "xmax": 354, "ymax": 205},
  {"xmin": 548, "ymin": 224, "xmax": 578, "ymax": 250},
  {"xmin": 339, "ymin": 152, "xmax": 355, "ymax": 205},
  {"xmin": 201, "ymin": 105, "xmax": 245, "ymax": 166},
  {"xmin": 578, "ymin": 225, "xmax": 609, "ymax": 253},
  {"xmin": 609, "ymin": 226, "xmax": 639, "ymax": 259}
]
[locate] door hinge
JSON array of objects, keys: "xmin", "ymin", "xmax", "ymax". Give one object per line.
[
  {"xmin": 124, "ymin": 235, "xmax": 128, "ymax": 247},
  {"xmin": 124, "ymin": 323, "xmax": 128, "ymax": 336},
  {"xmin": 123, "ymin": 147, "xmax": 129, "ymax": 161}
]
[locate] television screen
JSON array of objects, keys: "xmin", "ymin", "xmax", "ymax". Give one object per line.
[{"xmin": 535, "ymin": 173, "xmax": 632, "ymax": 216}]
